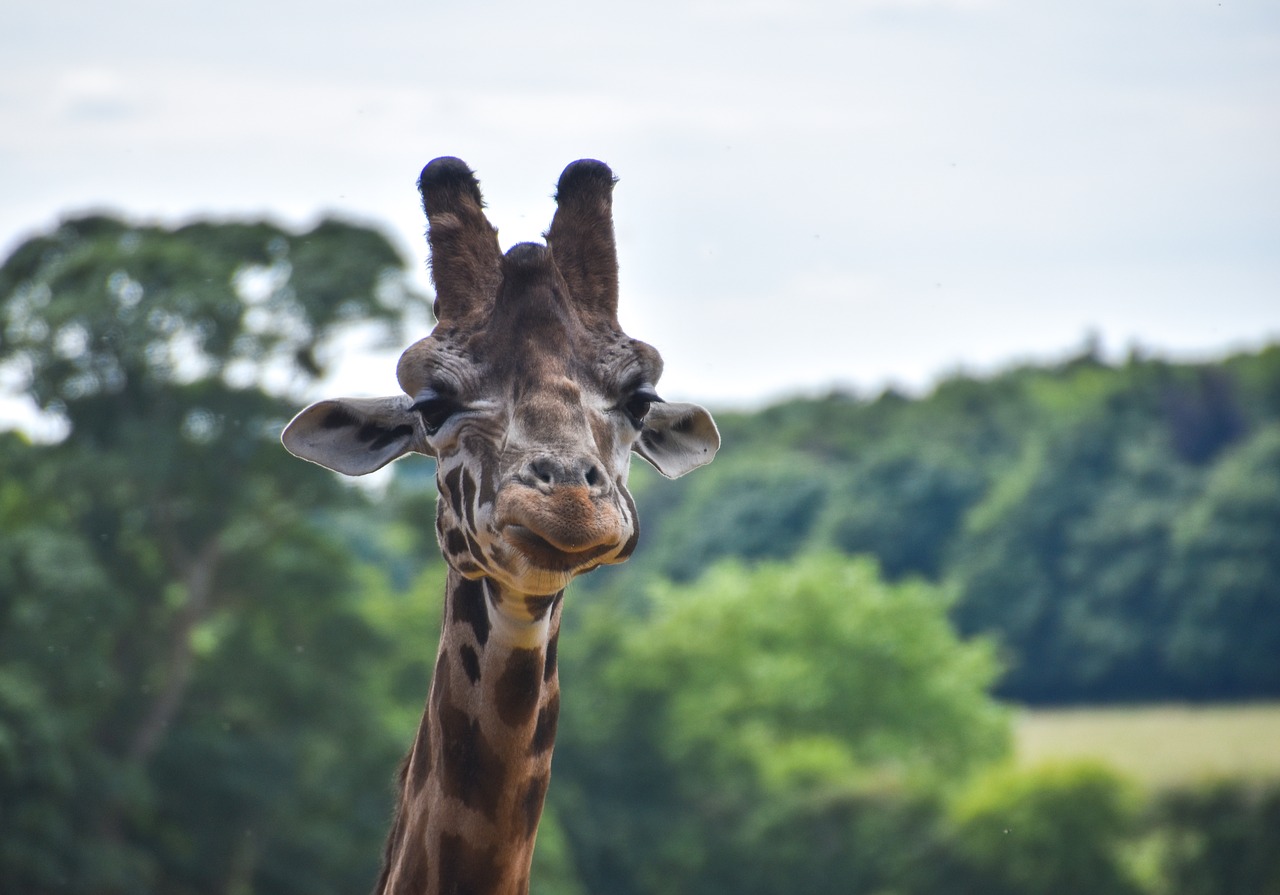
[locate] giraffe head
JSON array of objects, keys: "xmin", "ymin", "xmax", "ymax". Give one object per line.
[{"xmin": 283, "ymin": 158, "xmax": 719, "ymax": 595}]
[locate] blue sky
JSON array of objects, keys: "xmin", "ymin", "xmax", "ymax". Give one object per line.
[{"xmin": 2, "ymin": 0, "xmax": 1277, "ymax": 411}]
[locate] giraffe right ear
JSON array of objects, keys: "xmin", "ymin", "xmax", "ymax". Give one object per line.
[
  {"xmin": 634, "ymin": 402, "xmax": 720, "ymax": 479},
  {"xmin": 281, "ymin": 395, "xmax": 431, "ymax": 476}
]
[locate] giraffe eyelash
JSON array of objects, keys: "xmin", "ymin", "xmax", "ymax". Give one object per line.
[
  {"xmin": 413, "ymin": 388, "xmax": 462, "ymax": 434},
  {"xmin": 621, "ymin": 385, "xmax": 663, "ymax": 428}
]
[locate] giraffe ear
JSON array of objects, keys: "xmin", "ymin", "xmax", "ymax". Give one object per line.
[
  {"xmin": 282, "ymin": 395, "xmax": 431, "ymax": 476},
  {"xmin": 634, "ymin": 402, "xmax": 720, "ymax": 479}
]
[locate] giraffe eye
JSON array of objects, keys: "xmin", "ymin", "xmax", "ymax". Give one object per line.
[
  {"xmin": 413, "ymin": 389, "xmax": 459, "ymax": 435},
  {"xmin": 623, "ymin": 386, "xmax": 662, "ymax": 427}
]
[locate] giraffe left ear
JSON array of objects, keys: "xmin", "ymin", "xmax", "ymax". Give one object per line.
[
  {"xmin": 634, "ymin": 402, "xmax": 720, "ymax": 478},
  {"xmin": 282, "ymin": 395, "xmax": 431, "ymax": 476}
]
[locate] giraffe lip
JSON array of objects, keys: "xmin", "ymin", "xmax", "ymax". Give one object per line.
[{"xmin": 502, "ymin": 524, "xmax": 616, "ymax": 570}]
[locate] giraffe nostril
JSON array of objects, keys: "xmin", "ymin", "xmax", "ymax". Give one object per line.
[
  {"xmin": 528, "ymin": 457, "xmax": 557, "ymax": 485},
  {"xmin": 523, "ymin": 456, "xmax": 606, "ymax": 489}
]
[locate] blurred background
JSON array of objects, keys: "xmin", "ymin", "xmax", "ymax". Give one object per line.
[{"xmin": 2, "ymin": 1, "xmax": 1278, "ymax": 893}]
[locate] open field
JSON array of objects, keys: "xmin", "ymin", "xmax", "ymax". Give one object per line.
[{"xmin": 1014, "ymin": 702, "xmax": 1280, "ymax": 790}]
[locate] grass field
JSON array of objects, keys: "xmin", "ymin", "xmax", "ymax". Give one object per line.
[{"xmin": 1013, "ymin": 702, "xmax": 1280, "ymax": 790}]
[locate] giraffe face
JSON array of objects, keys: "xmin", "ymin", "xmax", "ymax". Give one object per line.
[
  {"xmin": 397, "ymin": 259, "xmax": 665, "ymax": 595},
  {"xmin": 282, "ymin": 158, "xmax": 719, "ymax": 595}
]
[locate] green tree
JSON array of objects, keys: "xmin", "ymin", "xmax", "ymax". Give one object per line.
[
  {"xmin": 947, "ymin": 762, "xmax": 1143, "ymax": 895},
  {"xmin": 946, "ymin": 366, "xmax": 1208, "ymax": 702},
  {"xmin": 552, "ymin": 553, "xmax": 1009, "ymax": 895},
  {"xmin": 591, "ymin": 348, "xmax": 1280, "ymax": 705},
  {"xmin": 0, "ymin": 214, "xmax": 417, "ymax": 893},
  {"xmin": 634, "ymin": 456, "xmax": 831, "ymax": 582},
  {"xmin": 1148, "ymin": 782, "xmax": 1280, "ymax": 895},
  {"xmin": 1163, "ymin": 425, "xmax": 1280, "ymax": 697},
  {"xmin": 824, "ymin": 444, "xmax": 985, "ymax": 580}
]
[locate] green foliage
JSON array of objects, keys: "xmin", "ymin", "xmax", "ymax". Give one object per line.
[
  {"xmin": 5, "ymin": 209, "xmax": 1280, "ymax": 893},
  {"xmin": 823, "ymin": 443, "xmax": 985, "ymax": 579},
  {"xmin": 626, "ymin": 554, "xmax": 1007, "ymax": 790},
  {"xmin": 529, "ymin": 807, "xmax": 589, "ymax": 895},
  {"xmin": 0, "ymin": 215, "xmax": 419, "ymax": 893},
  {"xmin": 947, "ymin": 762, "xmax": 1143, "ymax": 895},
  {"xmin": 595, "ymin": 346, "xmax": 1280, "ymax": 705},
  {"xmin": 552, "ymin": 553, "xmax": 1009, "ymax": 895},
  {"xmin": 947, "ymin": 418, "xmax": 1192, "ymax": 701},
  {"xmin": 1145, "ymin": 782, "xmax": 1280, "ymax": 895},
  {"xmin": 0, "ymin": 215, "xmax": 409, "ymax": 421},
  {"xmin": 635, "ymin": 457, "xmax": 831, "ymax": 581},
  {"xmin": 1163, "ymin": 424, "xmax": 1280, "ymax": 697}
]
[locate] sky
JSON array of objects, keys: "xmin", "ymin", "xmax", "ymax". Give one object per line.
[{"xmin": 2, "ymin": 0, "xmax": 1278, "ymax": 412}]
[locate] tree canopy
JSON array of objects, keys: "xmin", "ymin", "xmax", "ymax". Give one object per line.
[
  {"xmin": 589, "ymin": 345, "xmax": 1280, "ymax": 704},
  {"xmin": 551, "ymin": 554, "xmax": 1009, "ymax": 895},
  {"xmin": 0, "ymin": 214, "xmax": 421, "ymax": 892}
]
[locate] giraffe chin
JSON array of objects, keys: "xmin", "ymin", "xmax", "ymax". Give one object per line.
[{"xmin": 485, "ymin": 546, "xmax": 613, "ymax": 600}]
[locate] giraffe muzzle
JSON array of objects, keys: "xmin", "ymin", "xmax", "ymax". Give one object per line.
[{"xmin": 494, "ymin": 484, "xmax": 630, "ymax": 570}]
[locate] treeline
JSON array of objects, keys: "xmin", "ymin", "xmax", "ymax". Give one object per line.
[
  {"xmin": 2, "ymin": 215, "xmax": 1278, "ymax": 893},
  {"xmin": 583, "ymin": 342, "xmax": 1280, "ymax": 704}
]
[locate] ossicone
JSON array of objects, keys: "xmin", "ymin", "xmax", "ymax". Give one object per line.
[
  {"xmin": 418, "ymin": 157, "xmax": 485, "ymax": 216},
  {"xmin": 554, "ymin": 160, "xmax": 617, "ymax": 205}
]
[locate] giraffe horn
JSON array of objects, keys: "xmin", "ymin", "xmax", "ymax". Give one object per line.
[
  {"xmin": 545, "ymin": 159, "xmax": 620, "ymax": 323},
  {"xmin": 418, "ymin": 157, "xmax": 503, "ymax": 323}
]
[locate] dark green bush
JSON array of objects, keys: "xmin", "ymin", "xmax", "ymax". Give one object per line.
[{"xmin": 945, "ymin": 762, "xmax": 1143, "ymax": 895}]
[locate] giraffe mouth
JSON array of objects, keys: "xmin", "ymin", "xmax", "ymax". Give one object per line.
[
  {"xmin": 501, "ymin": 524, "xmax": 619, "ymax": 571},
  {"xmin": 494, "ymin": 484, "xmax": 628, "ymax": 572}
]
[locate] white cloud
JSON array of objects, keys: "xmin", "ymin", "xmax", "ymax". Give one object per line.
[{"xmin": 53, "ymin": 68, "xmax": 142, "ymax": 121}]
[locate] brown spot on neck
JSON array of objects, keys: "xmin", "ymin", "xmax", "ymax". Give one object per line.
[
  {"xmin": 530, "ymin": 692, "xmax": 559, "ymax": 755},
  {"xmin": 544, "ymin": 628, "xmax": 559, "ymax": 683},
  {"xmin": 436, "ymin": 831, "xmax": 503, "ymax": 895},
  {"xmin": 495, "ymin": 648, "xmax": 543, "ymax": 728},
  {"xmin": 459, "ymin": 643, "xmax": 481, "ymax": 684},
  {"xmin": 437, "ymin": 701, "xmax": 506, "ymax": 818},
  {"xmin": 518, "ymin": 773, "xmax": 550, "ymax": 840},
  {"xmin": 450, "ymin": 574, "xmax": 490, "ymax": 647}
]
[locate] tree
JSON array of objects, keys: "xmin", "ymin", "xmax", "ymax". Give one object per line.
[
  {"xmin": 551, "ymin": 553, "xmax": 1009, "ymax": 895},
  {"xmin": 587, "ymin": 348, "xmax": 1280, "ymax": 704},
  {"xmin": 1149, "ymin": 782, "xmax": 1280, "ymax": 895},
  {"xmin": 631, "ymin": 455, "xmax": 831, "ymax": 582},
  {"xmin": 947, "ymin": 762, "xmax": 1143, "ymax": 895},
  {"xmin": 824, "ymin": 444, "xmax": 986, "ymax": 580},
  {"xmin": 0, "ymin": 214, "xmax": 419, "ymax": 892},
  {"xmin": 946, "ymin": 365, "xmax": 1209, "ymax": 703},
  {"xmin": 1162, "ymin": 425, "xmax": 1280, "ymax": 697}
]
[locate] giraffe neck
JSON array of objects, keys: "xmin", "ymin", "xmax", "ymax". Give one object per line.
[{"xmin": 377, "ymin": 569, "xmax": 563, "ymax": 895}]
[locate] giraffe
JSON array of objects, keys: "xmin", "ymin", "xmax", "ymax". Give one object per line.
[{"xmin": 281, "ymin": 157, "xmax": 720, "ymax": 894}]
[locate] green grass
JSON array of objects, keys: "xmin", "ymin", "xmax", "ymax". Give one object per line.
[{"xmin": 1013, "ymin": 702, "xmax": 1280, "ymax": 790}]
